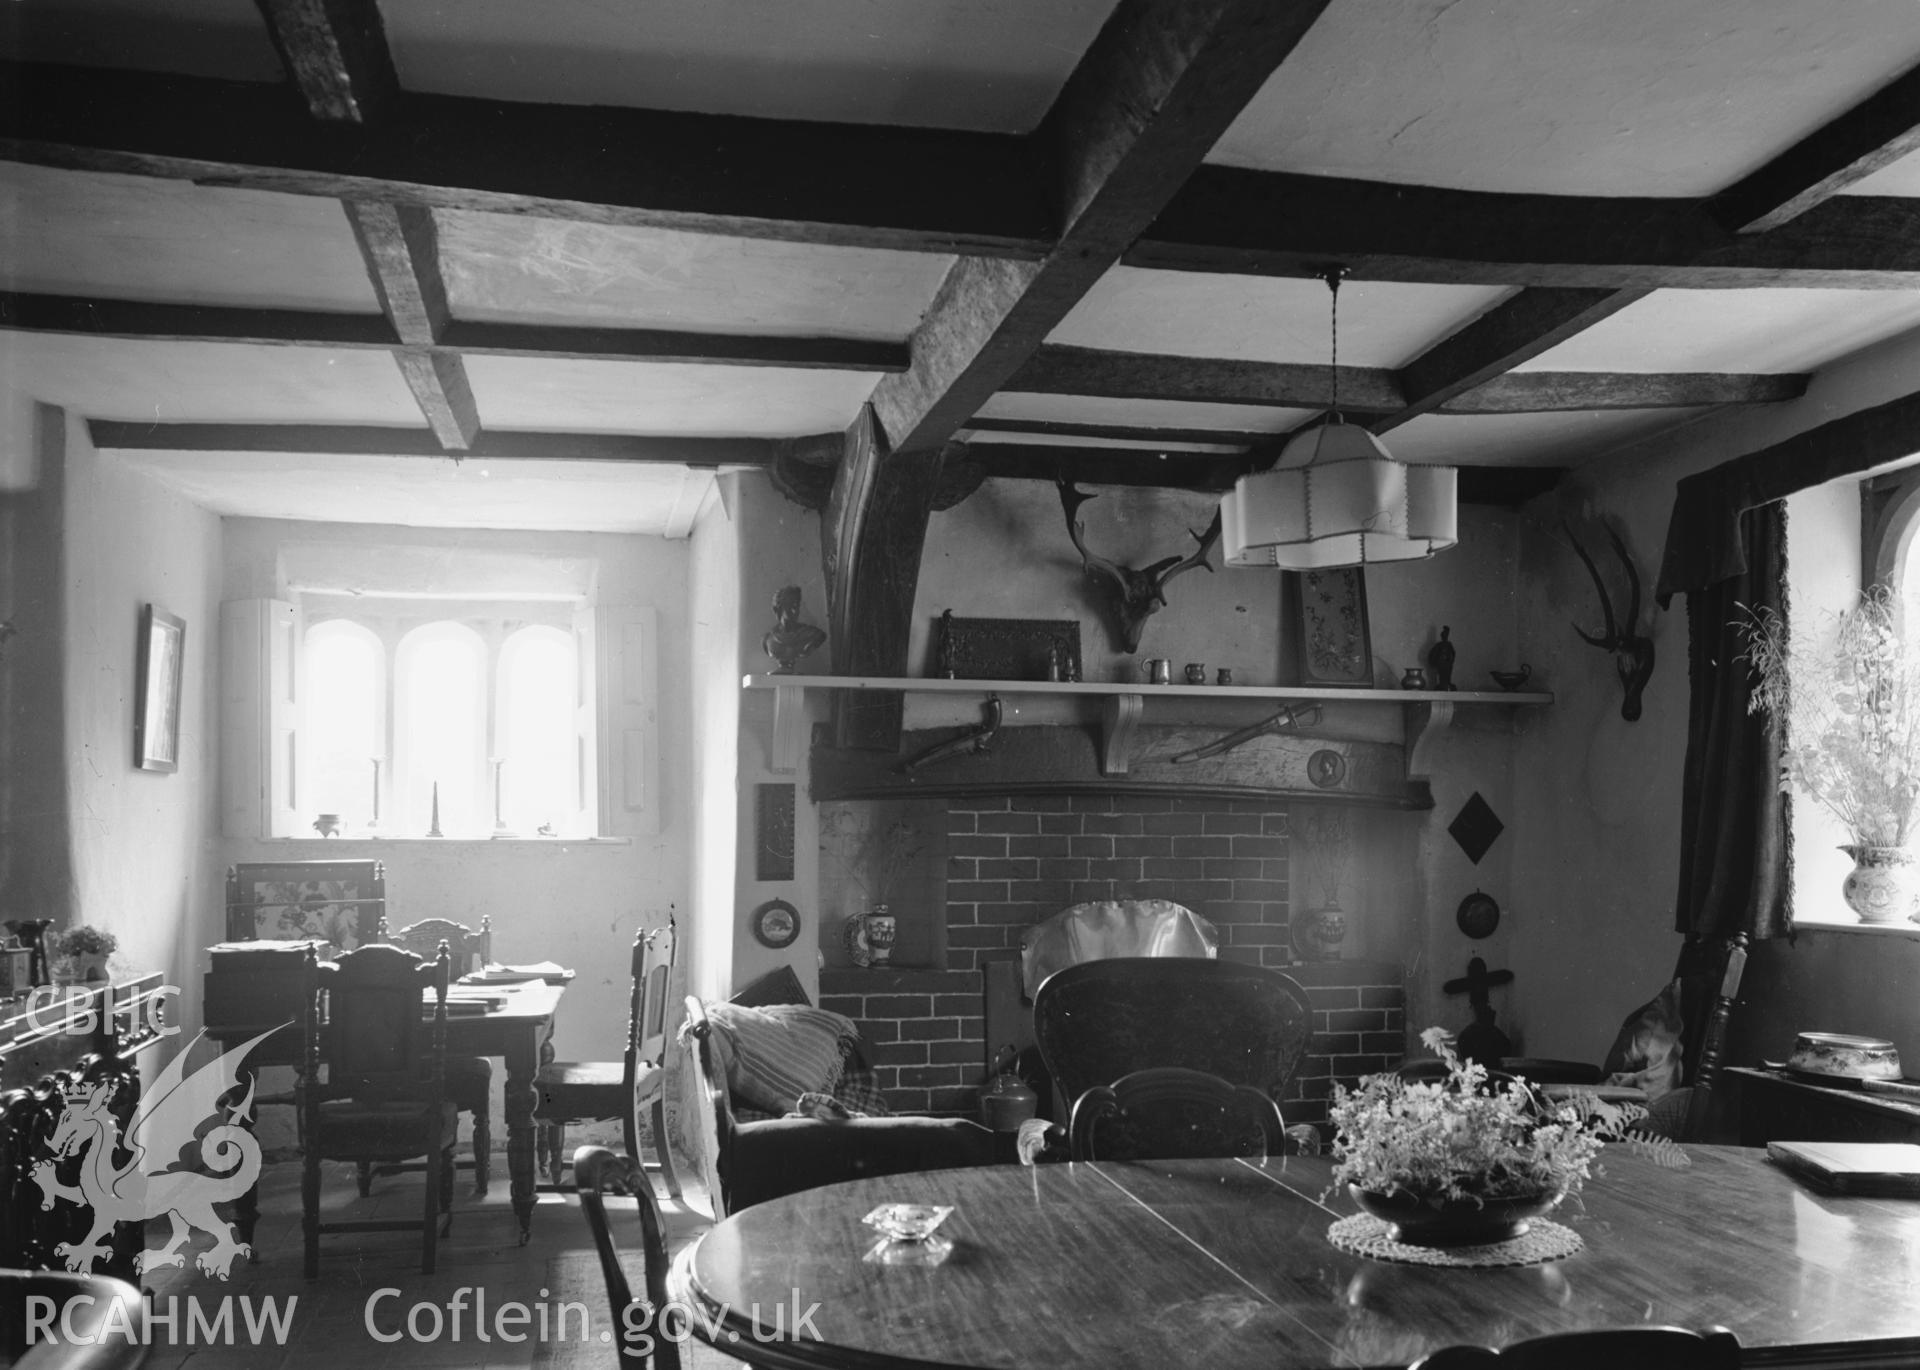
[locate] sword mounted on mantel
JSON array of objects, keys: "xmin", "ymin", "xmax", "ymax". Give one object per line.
[
  {"xmin": 898, "ymin": 696, "xmax": 1003, "ymax": 773},
  {"xmin": 1169, "ymin": 703, "xmax": 1323, "ymax": 764}
]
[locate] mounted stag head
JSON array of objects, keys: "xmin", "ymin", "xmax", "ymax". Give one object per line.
[
  {"xmin": 1057, "ymin": 480, "xmax": 1221, "ymax": 655},
  {"xmin": 1566, "ymin": 521, "xmax": 1655, "ymax": 722}
]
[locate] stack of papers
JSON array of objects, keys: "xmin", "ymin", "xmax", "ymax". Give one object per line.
[{"xmin": 464, "ymin": 961, "xmax": 569, "ymax": 985}]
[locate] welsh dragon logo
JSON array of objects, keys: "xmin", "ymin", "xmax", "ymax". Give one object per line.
[{"xmin": 33, "ymin": 1028, "xmax": 282, "ymax": 1280}]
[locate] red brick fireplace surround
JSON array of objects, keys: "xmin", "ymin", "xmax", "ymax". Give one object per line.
[{"xmin": 819, "ymin": 794, "xmax": 1406, "ymax": 1130}]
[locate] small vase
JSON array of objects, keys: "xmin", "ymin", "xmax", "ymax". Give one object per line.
[
  {"xmin": 1839, "ymin": 844, "xmax": 1920, "ymax": 925},
  {"xmin": 863, "ymin": 907, "xmax": 896, "ymax": 968},
  {"xmin": 1291, "ymin": 903, "xmax": 1347, "ymax": 962}
]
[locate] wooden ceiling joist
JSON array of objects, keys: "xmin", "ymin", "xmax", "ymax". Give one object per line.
[
  {"xmin": 253, "ymin": 0, "xmax": 399, "ymax": 125},
  {"xmin": 1367, "ymin": 62, "xmax": 1920, "ymax": 437},
  {"xmin": 0, "ymin": 290, "xmax": 909, "ymax": 371},
  {"xmin": 1005, "ymin": 345, "xmax": 1808, "ymax": 415},
  {"xmin": 344, "ymin": 199, "xmax": 480, "ymax": 448},
  {"xmin": 86, "ymin": 421, "xmax": 775, "ymax": 467},
  {"xmin": 0, "ymin": 61, "xmax": 1051, "ymax": 258}
]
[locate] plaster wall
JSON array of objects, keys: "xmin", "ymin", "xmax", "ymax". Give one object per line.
[
  {"xmin": 1505, "ymin": 324, "xmax": 1920, "ymax": 1065},
  {"xmin": 6, "ymin": 408, "xmax": 225, "ymax": 1032},
  {"xmin": 688, "ymin": 478, "xmax": 743, "ymax": 1003},
  {"xmin": 218, "ymin": 517, "xmax": 693, "ymax": 1065}
]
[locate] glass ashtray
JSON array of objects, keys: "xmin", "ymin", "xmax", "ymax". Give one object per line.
[{"xmin": 862, "ymin": 1203, "xmax": 953, "ymax": 1242}]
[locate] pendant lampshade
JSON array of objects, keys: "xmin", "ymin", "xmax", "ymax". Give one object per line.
[{"xmin": 1220, "ymin": 269, "xmax": 1457, "ymax": 570}]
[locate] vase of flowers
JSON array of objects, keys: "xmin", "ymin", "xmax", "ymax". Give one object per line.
[
  {"xmin": 52, "ymin": 925, "xmax": 118, "ymax": 985},
  {"xmin": 1742, "ymin": 587, "xmax": 1920, "ymax": 924},
  {"xmin": 1329, "ymin": 1028, "xmax": 1669, "ymax": 1247}
]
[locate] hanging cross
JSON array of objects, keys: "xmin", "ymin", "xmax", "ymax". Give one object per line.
[{"xmin": 1441, "ymin": 956, "xmax": 1514, "ymax": 1069}]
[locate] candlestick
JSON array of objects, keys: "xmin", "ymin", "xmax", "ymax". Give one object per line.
[
  {"xmin": 427, "ymin": 781, "xmax": 442, "ymax": 838},
  {"xmin": 369, "ymin": 757, "xmax": 382, "ymax": 830}
]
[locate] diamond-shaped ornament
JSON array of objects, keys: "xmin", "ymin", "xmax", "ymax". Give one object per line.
[{"xmin": 1448, "ymin": 792, "xmax": 1505, "ymax": 865}]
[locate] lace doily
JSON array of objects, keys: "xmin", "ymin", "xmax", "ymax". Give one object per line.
[{"xmin": 1327, "ymin": 1213, "xmax": 1583, "ymax": 1267}]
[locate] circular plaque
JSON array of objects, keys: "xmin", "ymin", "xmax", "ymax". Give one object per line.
[
  {"xmin": 1455, "ymin": 891, "xmax": 1501, "ymax": 940},
  {"xmin": 750, "ymin": 898, "xmax": 801, "ymax": 949},
  {"xmin": 1307, "ymin": 749, "xmax": 1348, "ymax": 789}
]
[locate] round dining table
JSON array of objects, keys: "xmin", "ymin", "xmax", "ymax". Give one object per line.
[{"xmin": 666, "ymin": 1146, "xmax": 1920, "ymax": 1370}]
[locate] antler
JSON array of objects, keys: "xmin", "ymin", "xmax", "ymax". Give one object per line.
[
  {"xmin": 1057, "ymin": 480, "xmax": 1129, "ymax": 595},
  {"xmin": 1610, "ymin": 524, "xmax": 1642, "ymax": 639},
  {"xmin": 1565, "ymin": 521, "xmax": 1619, "ymax": 648},
  {"xmin": 1141, "ymin": 509, "xmax": 1223, "ymax": 605}
]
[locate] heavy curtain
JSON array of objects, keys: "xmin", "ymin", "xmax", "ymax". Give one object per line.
[{"xmin": 1668, "ymin": 502, "xmax": 1790, "ymax": 944}]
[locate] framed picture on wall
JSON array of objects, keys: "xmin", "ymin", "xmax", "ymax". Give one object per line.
[
  {"xmin": 135, "ymin": 603, "xmax": 186, "ymax": 771},
  {"xmin": 1284, "ymin": 568, "xmax": 1374, "ymax": 688}
]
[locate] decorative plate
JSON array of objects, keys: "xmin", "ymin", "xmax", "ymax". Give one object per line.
[
  {"xmin": 843, "ymin": 913, "xmax": 873, "ymax": 968},
  {"xmin": 1456, "ymin": 891, "xmax": 1501, "ymax": 939},
  {"xmin": 750, "ymin": 898, "xmax": 801, "ymax": 950},
  {"xmin": 1307, "ymin": 748, "xmax": 1348, "ymax": 789}
]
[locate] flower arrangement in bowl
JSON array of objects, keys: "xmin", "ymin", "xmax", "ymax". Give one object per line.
[
  {"xmin": 52, "ymin": 925, "xmax": 118, "ymax": 984},
  {"xmin": 1741, "ymin": 586, "xmax": 1920, "ymax": 923},
  {"xmin": 1328, "ymin": 1028, "xmax": 1673, "ymax": 1247}
]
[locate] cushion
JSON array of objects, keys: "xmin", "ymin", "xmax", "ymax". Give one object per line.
[
  {"xmin": 703, "ymin": 1002, "xmax": 859, "ymax": 1115},
  {"xmin": 1601, "ymin": 979, "xmax": 1685, "ymax": 1102}
]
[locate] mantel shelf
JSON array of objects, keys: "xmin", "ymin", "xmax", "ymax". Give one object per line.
[{"xmin": 743, "ymin": 674, "xmax": 1551, "ymax": 777}]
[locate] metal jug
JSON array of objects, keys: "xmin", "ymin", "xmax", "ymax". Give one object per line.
[{"xmin": 979, "ymin": 1044, "xmax": 1038, "ymax": 1131}]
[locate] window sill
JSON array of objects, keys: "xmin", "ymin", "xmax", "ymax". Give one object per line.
[
  {"xmin": 254, "ymin": 836, "xmax": 632, "ymax": 847},
  {"xmin": 1792, "ymin": 917, "xmax": 1920, "ymax": 937}
]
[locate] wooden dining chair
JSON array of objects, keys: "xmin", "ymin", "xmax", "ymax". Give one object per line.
[
  {"xmin": 1034, "ymin": 957, "xmax": 1314, "ymax": 1106},
  {"xmin": 301, "ymin": 942, "xmax": 456, "ymax": 1279},
  {"xmin": 369, "ymin": 918, "xmax": 493, "ymax": 1194},
  {"xmin": 1069, "ymin": 1066, "xmax": 1287, "ymax": 1162},
  {"xmin": 1412, "ymin": 1326, "xmax": 1742, "ymax": 1369},
  {"xmin": 573, "ymin": 1145, "xmax": 680, "ymax": 1370},
  {"xmin": 535, "ymin": 917, "xmax": 681, "ymax": 1198}
]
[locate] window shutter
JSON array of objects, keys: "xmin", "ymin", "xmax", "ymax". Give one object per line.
[
  {"xmin": 597, "ymin": 604, "xmax": 658, "ymax": 836},
  {"xmin": 221, "ymin": 598, "xmax": 299, "ymax": 837}
]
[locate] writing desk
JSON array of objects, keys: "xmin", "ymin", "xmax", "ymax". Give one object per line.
[
  {"xmin": 671, "ymin": 1147, "xmax": 1920, "ymax": 1369},
  {"xmin": 210, "ymin": 979, "xmax": 566, "ymax": 1245}
]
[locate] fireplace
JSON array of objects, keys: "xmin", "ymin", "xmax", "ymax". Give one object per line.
[{"xmin": 818, "ymin": 792, "xmax": 1405, "ymax": 1129}]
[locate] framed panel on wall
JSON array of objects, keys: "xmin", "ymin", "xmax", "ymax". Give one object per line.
[{"xmin": 1284, "ymin": 568, "xmax": 1373, "ymax": 688}]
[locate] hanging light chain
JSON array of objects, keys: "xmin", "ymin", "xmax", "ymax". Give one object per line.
[{"xmin": 1324, "ymin": 264, "xmax": 1348, "ymax": 420}]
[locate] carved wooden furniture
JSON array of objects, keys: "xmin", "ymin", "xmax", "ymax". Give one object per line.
[
  {"xmin": 668, "ymin": 1148, "xmax": 1918, "ymax": 1369},
  {"xmin": 681, "ymin": 977, "xmax": 994, "ymax": 1217},
  {"xmin": 1033, "ymin": 957, "xmax": 1314, "ymax": 1108},
  {"xmin": 0, "ymin": 977, "xmax": 167, "ymax": 1278},
  {"xmin": 225, "ymin": 859, "xmax": 385, "ymax": 946},
  {"xmin": 1067, "ymin": 1066, "xmax": 1286, "ymax": 1162},
  {"xmin": 1412, "ymin": 1327, "xmax": 1742, "ymax": 1369},
  {"xmin": 573, "ymin": 1146, "xmax": 680, "ymax": 1370},
  {"xmin": 1728, "ymin": 1068, "xmax": 1920, "ymax": 1146},
  {"xmin": 374, "ymin": 917, "xmax": 494, "ymax": 1195},
  {"xmin": 535, "ymin": 920, "xmax": 679, "ymax": 1197},
  {"xmin": 300, "ymin": 943, "xmax": 454, "ymax": 1278}
]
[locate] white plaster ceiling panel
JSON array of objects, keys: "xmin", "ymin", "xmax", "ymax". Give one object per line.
[
  {"xmin": 104, "ymin": 448, "xmax": 711, "ymax": 535},
  {"xmin": 1210, "ymin": 0, "xmax": 1920, "ymax": 196},
  {"xmin": 0, "ymin": 164, "xmax": 380, "ymax": 313},
  {"xmin": 379, "ymin": 0, "xmax": 1118, "ymax": 131},
  {"xmin": 1845, "ymin": 147, "xmax": 1920, "ymax": 197},
  {"xmin": 463, "ymin": 356, "xmax": 879, "ymax": 435},
  {"xmin": 1051, "ymin": 267, "xmax": 1513, "ymax": 367},
  {"xmin": 1516, "ymin": 289, "xmax": 1920, "ymax": 375},
  {"xmin": 975, "ymin": 391, "xmax": 1319, "ymax": 435},
  {"xmin": 1390, "ymin": 408, "xmax": 1718, "ymax": 468},
  {"xmin": 0, "ymin": 334, "xmax": 426, "ymax": 424},
  {"xmin": 3, "ymin": 0, "xmax": 285, "ymax": 80},
  {"xmin": 435, "ymin": 211, "xmax": 951, "ymax": 338}
]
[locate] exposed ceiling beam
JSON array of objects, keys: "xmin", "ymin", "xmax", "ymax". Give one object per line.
[
  {"xmin": 1705, "ymin": 59, "xmax": 1920, "ymax": 234},
  {"xmin": 0, "ymin": 291, "xmax": 909, "ymax": 371},
  {"xmin": 344, "ymin": 200, "xmax": 480, "ymax": 448},
  {"xmin": 0, "ymin": 61, "xmax": 1051, "ymax": 258},
  {"xmin": 1005, "ymin": 345, "xmax": 1808, "ymax": 414},
  {"xmin": 253, "ymin": 0, "xmax": 399, "ymax": 124},
  {"xmin": 957, "ymin": 440, "xmax": 1564, "ymax": 505},
  {"xmin": 866, "ymin": 0, "xmax": 1335, "ymax": 456},
  {"xmin": 1367, "ymin": 70, "xmax": 1920, "ymax": 439},
  {"xmin": 1135, "ymin": 169, "xmax": 1920, "ymax": 289},
  {"xmin": 86, "ymin": 421, "xmax": 775, "ymax": 467},
  {"xmin": 961, "ymin": 416, "xmax": 1272, "ymax": 447}
]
